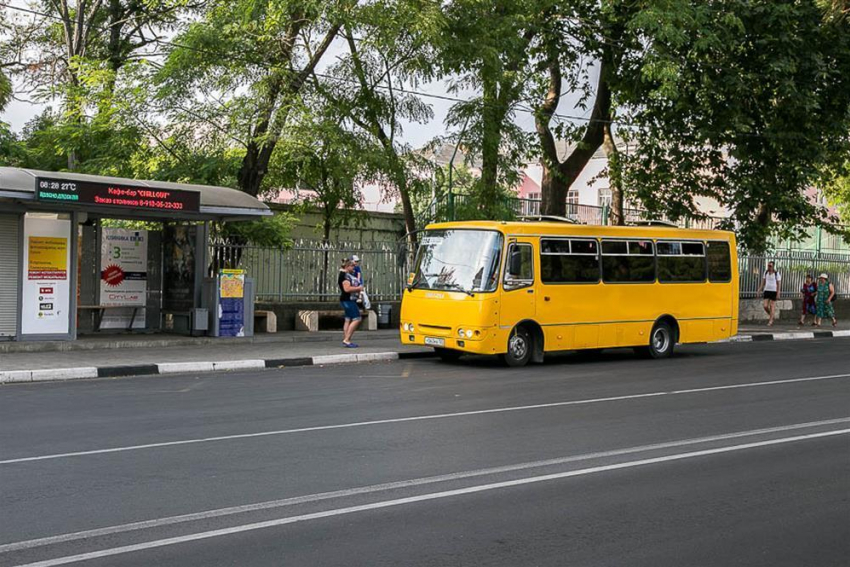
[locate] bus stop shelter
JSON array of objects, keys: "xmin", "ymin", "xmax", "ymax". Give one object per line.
[{"xmin": 0, "ymin": 167, "xmax": 271, "ymax": 342}]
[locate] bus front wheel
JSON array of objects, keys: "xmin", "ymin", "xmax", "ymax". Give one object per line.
[
  {"xmin": 635, "ymin": 321, "xmax": 675, "ymax": 359},
  {"xmin": 501, "ymin": 327, "xmax": 532, "ymax": 367}
]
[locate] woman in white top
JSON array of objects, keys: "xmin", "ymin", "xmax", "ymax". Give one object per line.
[{"xmin": 758, "ymin": 261, "xmax": 781, "ymax": 326}]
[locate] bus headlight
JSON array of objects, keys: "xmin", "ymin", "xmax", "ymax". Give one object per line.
[
  {"xmin": 402, "ymin": 323, "xmax": 415, "ymax": 332},
  {"xmin": 458, "ymin": 328, "xmax": 479, "ymax": 339}
]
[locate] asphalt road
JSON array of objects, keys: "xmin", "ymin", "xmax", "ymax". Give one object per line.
[{"xmin": 1, "ymin": 339, "xmax": 849, "ymax": 566}]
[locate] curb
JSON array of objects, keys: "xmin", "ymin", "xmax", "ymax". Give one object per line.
[
  {"xmin": 720, "ymin": 329, "xmax": 850, "ymax": 343},
  {"xmin": 0, "ymin": 350, "xmax": 437, "ymax": 384},
  {"xmin": 2, "ymin": 330, "xmax": 848, "ymax": 385}
]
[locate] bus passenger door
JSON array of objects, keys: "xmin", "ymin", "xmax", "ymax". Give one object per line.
[{"xmin": 500, "ymin": 239, "xmax": 537, "ymax": 330}]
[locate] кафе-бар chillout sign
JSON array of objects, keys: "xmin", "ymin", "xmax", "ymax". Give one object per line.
[{"xmin": 36, "ymin": 177, "xmax": 201, "ymax": 212}]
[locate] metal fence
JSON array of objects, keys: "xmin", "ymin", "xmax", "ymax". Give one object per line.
[
  {"xmin": 213, "ymin": 240, "xmax": 850, "ymax": 303},
  {"xmin": 210, "ymin": 239, "xmax": 408, "ymax": 302},
  {"xmin": 739, "ymin": 252, "xmax": 850, "ymax": 299}
]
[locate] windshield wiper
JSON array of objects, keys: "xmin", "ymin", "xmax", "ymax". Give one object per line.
[{"xmin": 441, "ymin": 282, "xmax": 475, "ymax": 296}]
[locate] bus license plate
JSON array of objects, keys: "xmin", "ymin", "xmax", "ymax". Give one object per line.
[{"xmin": 424, "ymin": 337, "xmax": 445, "ymax": 347}]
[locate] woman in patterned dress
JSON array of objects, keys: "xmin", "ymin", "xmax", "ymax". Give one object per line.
[
  {"xmin": 799, "ymin": 274, "xmax": 817, "ymax": 326},
  {"xmin": 814, "ymin": 273, "xmax": 837, "ymax": 327}
]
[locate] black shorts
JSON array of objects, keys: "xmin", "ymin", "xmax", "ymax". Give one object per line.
[{"xmin": 763, "ymin": 291, "xmax": 777, "ymax": 301}]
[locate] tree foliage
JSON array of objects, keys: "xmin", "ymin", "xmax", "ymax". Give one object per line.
[
  {"xmin": 614, "ymin": 0, "xmax": 850, "ymax": 251},
  {"xmin": 2, "ymin": 0, "xmax": 850, "ymax": 251}
]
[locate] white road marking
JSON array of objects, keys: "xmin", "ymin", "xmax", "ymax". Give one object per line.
[
  {"xmin": 9, "ymin": 428, "xmax": 850, "ymax": 567},
  {"xmin": 2, "ymin": 372, "xmax": 849, "ymax": 466},
  {"xmin": 2, "ymin": 417, "xmax": 848, "ymax": 555}
]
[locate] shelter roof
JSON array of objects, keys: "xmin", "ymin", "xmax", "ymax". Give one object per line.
[{"xmin": 0, "ymin": 167, "xmax": 270, "ymax": 221}]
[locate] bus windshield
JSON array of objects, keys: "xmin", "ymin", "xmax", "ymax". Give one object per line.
[{"xmin": 411, "ymin": 230, "xmax": 503, "ymax": 294}]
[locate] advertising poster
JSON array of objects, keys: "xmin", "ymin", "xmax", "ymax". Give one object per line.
[
  {"xmin": 219, "ymin": 269, "xmax": 245, "ymax": 337},
  {"xmin": 22, "ymin": 216, "xmax": 71, "ymax": 335},
  {"xmin": 99, "ymin": 228, "xmax": 148, "ymax": 329},
  {"xmin": 163, "ymin": 225, "xmax": 195, "ymax": 312}
]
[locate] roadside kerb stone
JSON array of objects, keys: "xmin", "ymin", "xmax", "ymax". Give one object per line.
[
  {"xmin": 212, "ymin": 360, "xmax": 266, "ymax": 372},
  {"xmin": 312, "ymin": 354, "xmax": 361, "ymax": 366},
  {"xmin": 157, "ymin": 362, "xmax": 216, "ymax": 374},
  {"xmin": 0, "ymin": 370, "xmax": 34, "ymax": 383},
  {"xmin": 3, "ymin": 331, "xmax": 848, "ymax": 385}
]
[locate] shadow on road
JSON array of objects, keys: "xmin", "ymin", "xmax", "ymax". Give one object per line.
[{"xmin": 429, "ymin": 344, "xmax": 718, "ymax": 370}]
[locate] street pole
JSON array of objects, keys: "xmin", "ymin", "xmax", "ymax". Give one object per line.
[{"xmin": 447, "ymin": 116, "xmax": 470, "ymax": 222}]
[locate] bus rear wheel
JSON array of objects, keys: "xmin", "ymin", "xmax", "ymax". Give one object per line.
[
  {"xmin": 435, "ymin": 348, "xmax": 463, "ymax": 362},
  {"xmin": 635, "ymin": 321, "xmax": 675, "ymax": 359},
  {"xmin": 501, "ymin": 327, "xmax": 532, "ymax": 367}
]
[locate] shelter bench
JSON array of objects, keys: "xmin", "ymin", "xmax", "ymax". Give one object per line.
[
  {"xmin": 78, "ymin": 305, "xmax": 142, "ymax": 332},
  {"xmin": 295, "ymin": 309, "xmax": 377, "ymax": 332},
  {"xmin": 254, "ymin": 310, "xmax": 277, "ymax": 333}
]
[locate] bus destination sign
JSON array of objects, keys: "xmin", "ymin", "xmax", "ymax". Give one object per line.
[{"xmin": 36, "ymin": 177, "xmax": 201, "ymax": 213}]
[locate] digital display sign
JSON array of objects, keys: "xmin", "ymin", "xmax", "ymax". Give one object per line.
[{"xmin": 36, "ymin": 177, "xmax": 201, "ymax": 213}]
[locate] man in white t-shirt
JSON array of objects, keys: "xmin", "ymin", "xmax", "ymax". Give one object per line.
[{"xmin": 758, "ymin": 261, "xmax": 782, "ymax": 326}]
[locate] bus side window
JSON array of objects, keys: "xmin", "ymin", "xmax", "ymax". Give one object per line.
[
  {"xmin": 657, "ymin": 241, "xmax": 706, "ymax": 283},
  {"xmin": 601, "ymin": 240, "xmax": 655, "ymax": 283},
  {"xmin": 540, "ymin": 238, "xmax": 599, "ymax": 283},
  {"xmin": 706, "ymin": 241, "xmax": 732, "ymax": 282},
  {"xmin": 505, "ymin": 243, "xmax": 533, "ymax": 289}
]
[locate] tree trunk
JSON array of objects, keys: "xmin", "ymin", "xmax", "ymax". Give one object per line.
[
  {"xmin": 478, "ymin": 74, "xmax": 503, "ymax": 217},
  {"xmin": 536, "ymin": 44, "xmax": 613, "ymax": 216},
  {"xmin": 536, "ymin": 57, "xmax": 562, "ymax": 217},
  {"xmin": 397, "ymin": 176, "xmax": 417, "ymax": 247},
  {"xmin": 540, "ymin": 163, "xmax": 568, "ymax": 218}
]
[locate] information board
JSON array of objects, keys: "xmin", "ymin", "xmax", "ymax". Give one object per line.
[
  {"xmin": 36, "ymin": 177, "xmax": 200, "ymax": 213},
  {"xmin": 218, "ymin": 269, "xmax": 245, "ymax": 337}
]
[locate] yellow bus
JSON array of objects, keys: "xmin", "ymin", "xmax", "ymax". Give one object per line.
[{"xmin": 400, "ymin": 219, "xmax": 738, "ymax": 366}]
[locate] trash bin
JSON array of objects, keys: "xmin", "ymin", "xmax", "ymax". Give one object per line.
[{"xmin": 377, "ymin": 304, "xmax": 393, "ymax": 329}]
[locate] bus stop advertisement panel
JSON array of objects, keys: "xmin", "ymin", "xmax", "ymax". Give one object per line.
[{"xmin": 21, "ymin": 215, "xmax": 73, "ymax": 337}]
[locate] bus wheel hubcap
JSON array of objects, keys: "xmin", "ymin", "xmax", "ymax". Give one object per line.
[
  {"xmin": 653, "ymin": 329, "xmax": 669, "ymax": 352},
  {"xmin": 509, "ymin": 335, "xmax": 527, "ymax": 359}
]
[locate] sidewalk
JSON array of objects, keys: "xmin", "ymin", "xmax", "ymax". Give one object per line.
[{"xmin": 0, "ymin": 331, "xmax": 432, "ymax": 382}]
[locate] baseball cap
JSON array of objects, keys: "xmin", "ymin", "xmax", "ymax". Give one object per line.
[{"xmin": 351, "ymin": 255, "xmax": 360, "ymax": 262}]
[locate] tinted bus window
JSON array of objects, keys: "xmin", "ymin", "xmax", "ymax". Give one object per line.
[
  {"xmin": 541, "ymin": 239, "xmax": 599, "ymax": 283},
  {"xmin": 657, "ymin": 241, "xmax": 706, "ymax": 283},
  {"xmin": 706, "ymin": 241, "xmax": 732, "ymax": 282},
  {"xmin": 601, "ymin": 240, "xmax": 655, "ymax": 283}
]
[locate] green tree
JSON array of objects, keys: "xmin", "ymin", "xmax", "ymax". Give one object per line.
[
  {"xmin": 268, "ymin": 109, "xmax": 373, "ymax": 243},
  {"xmin": 311, "ymin": 0, "xmax": 441, "ymax": 244},
  {"xmin": 822, "ymin": 160, "xmax": 850, "ymax": 224},
  {"xmin": 0, "ymin": 71, "xmax": 10, "ymax": 113},
  {"xmin": 615, "ymin": 0, "xmax": 850, "ymax": 251},
  {"xmin": 438, "ymin": 0, "xmax": 541, "ymax": 219},
  {"xmin": 2, "ymin": 1, "xmax": 195, "ymax": 169},
  {"xmin": 158, "ymin": 0, "xmax": 354, "ymax": 199}
]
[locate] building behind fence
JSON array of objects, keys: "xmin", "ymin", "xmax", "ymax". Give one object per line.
[{"xmin": 212, "ymin": 240, "xmax": 850, "ymax": 303}]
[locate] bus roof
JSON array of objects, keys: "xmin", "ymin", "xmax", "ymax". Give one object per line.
[{"xmin": 424, "ymin": 220, "xmax": 736, "ymax": 241}]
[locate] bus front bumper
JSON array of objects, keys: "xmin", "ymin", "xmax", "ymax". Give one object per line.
[{"xmin": 400, "ymin": 330, "xmax": 503, "ymax": 355}]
